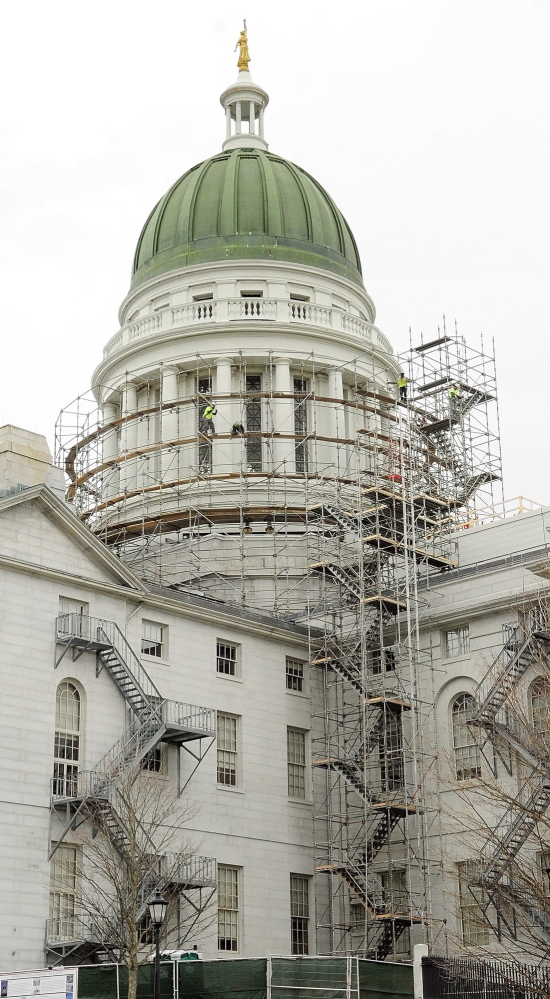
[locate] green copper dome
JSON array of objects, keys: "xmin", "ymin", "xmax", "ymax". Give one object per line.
[{"xmin": 132, "ymin": 148, "xmax": 363, "ymax": 288}]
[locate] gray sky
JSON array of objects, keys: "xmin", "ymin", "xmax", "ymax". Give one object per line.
[{"xmin": 1, "ymin": 0, "xmax": 548, "ymax": 503}]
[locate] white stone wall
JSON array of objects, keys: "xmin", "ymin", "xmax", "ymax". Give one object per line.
[{"xmin": 0, "ymin": 488, "xmax": 318, "ymax": 969}]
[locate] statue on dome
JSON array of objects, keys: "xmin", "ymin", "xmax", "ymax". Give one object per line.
[{"xmin": 235, "ymin": 22, "xmax": 250, "ymax": 72}]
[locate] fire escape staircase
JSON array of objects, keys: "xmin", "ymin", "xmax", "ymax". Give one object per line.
[
  {"xmin": 465, "ymin": 625, "xmax": 550, "ymax": 939},
  {"xmin": 48, "ymin": 614, "xmax": 217, "ymax": 964}
]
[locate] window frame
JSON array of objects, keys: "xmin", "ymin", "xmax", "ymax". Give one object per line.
[
  {"xmin": 444, "ymin": 625, "xmax": 470, "ymax": 660},
  {"xmin": 217, "ymin": 712, "xmax": 240, "ymax": 788},
  {"xmin": 287, "ymin": 727, "xmax": 308, "ymax": 799},
  {"xmin": 141, "ymin": 619, "xmax": 167, "ymax": 660},
  {"xmin": 53, "ymin": 681, "xmax": 82, "ymax": 798},
  {"xmin": 452, "ymin": 693, "xmax": 481, "ymax": 781},
  {"xmin": 49, "ymin": 842, "xmax": 79, "ymax": 941},
  {"xmin": 457, "ymin": 860, "xmax": 490, "ymax": 947},
  {"xmin": 217, "ymin": 640, "xmax": 240, "ymax": 679},
  {"xmin": 218, "ymin": 865, "xmax": 240, "ymax": 952},
  {"xmin": 290, "ymin": 874, "xmax": 310, "ymax": 955},
  {"xmin": 286, "ymin": 657, "xmax": 306, "ymax": 693}
]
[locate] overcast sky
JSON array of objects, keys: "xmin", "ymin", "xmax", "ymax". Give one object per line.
[{"xmin": 1, "ymin": 0, "xmax": 549, "ymax": 505}]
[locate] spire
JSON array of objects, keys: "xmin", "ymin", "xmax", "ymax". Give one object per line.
[{"xmin": 220, "ymin": 24, "xmax": 269, "ymax": 152}]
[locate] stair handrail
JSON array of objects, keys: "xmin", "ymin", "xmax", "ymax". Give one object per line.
[
  {"xmin": 472, "ymin": 627, "xmax": 536, "ymax": 721},
  {"xmin": 95, "ymin": 618, "xmax": 163, "ymax": 705},
  {"xmin": 476, "ymin": 776, "xmax": 550, "ymax": 881}
]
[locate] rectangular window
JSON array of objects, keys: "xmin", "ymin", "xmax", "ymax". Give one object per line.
[
  {"xmin": 445, "ymin": 626, "xmax": 470, "ymax": 659},
  {"xmin": 290, "ymin": 875, "xmax": 310, "ymax": 955},
  {"xmin": 217, "ymin": 641, "xmax": 238, "ymax": 677},
  {"xmin": 350, "ymin": 902, "xmax": 365, "ymax": 934},
  {"xmin": 141, "ymin": 746, "xmax": 163, "ymax": 773},
  {"xmin": 245, "ymin": 375, "xmax": 262, "ymax": 471},
  {"xmin": 380, "ymin": 870, "xmax": 410, "ymax": 955},
  {"xmin": 141, "ymin": 620, "xmax": 166, "ymax": 658},
  {"xmin": 217, "ymin": 713, "xmax": 238, "ymax": 786},
  {"xmin": 218, "ymin": 866, "xmax": 239, "ymax": 951},
  {"xmin": 458, "ymin": 861, "xmax": 490, "ymax": 946},
  {"xmin": 197, "ymin": 376, "xmax": 213, "ymax": 473},
  {"xmin": 286, "ymin": 657, "xmax": 305, "ymax": 692},
  {"xmin": 294, "ymin": 378, "xmax": 308, "ymax": 474},
  {"xmin": 49, "ymin": 844, "xmax": 78, "ymax": 941},
  {"xmin": 379, "ymin": 706, "xmax": 404, "ymax": 792},
  {"xmin": 287, "ymin": 728, "xmax": 307, "ymax": 798},
  {"xmin": 59, "ymin": 597, "xmax": 89, "ymax": 616}
]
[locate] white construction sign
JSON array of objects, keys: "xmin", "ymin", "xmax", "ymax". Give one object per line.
[{"xmin": 0, "ymin": 970, "xmax": 76, "ymax": 999}]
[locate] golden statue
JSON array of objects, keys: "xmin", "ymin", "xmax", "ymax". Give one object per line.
[{"xmin": 235, "ymin": 21, "xmax": 250, "ymax": 72}]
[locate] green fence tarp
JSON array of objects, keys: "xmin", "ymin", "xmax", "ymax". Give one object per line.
[
  {"xmin": 79, "ymin": 957, "xmax": 413, "ymax": 999},
  {"xmin": 359, "ymin": 959, "xmax": 414, "ymax": 999},
  {"xmin": 179, "ymin": 958, "xmax": 267, "ymax": 999}
]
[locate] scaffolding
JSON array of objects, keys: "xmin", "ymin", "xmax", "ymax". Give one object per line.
[{"xmin": 55, "ymin": 321, "xmax": 502, "ymax": 960}]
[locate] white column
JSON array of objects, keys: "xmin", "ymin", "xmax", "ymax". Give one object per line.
[
  {"xmin": 273, "ymin": 357, "xmax": 295, "ymax": 472},
  {"xmin": 249, "ymin": 101, "xmax": 255, "ymax": 135},
  {"xmin": 328, "ymin": 367, "xmax": 345, "ymax": 479},
  {"xmin": 101, "ymin": 401, "xmax": 119, "ymax": 499},
  {"xmin": 120, "ymin": 383, "xmax": 137, "ymax": 494},
  {"xmin": 136, "ymin": 388, "xmax": 149, "ymax": 490},
  {"xmin": 236, "ymin": 101, "xmax": 241, "ymax": 133},
  {"xmin": 161, "ymin": 366, "xmax": 179, "ymax": 484},
  {"xmin": 259, "ymin": 108, "xmax": 264, "ymax": 139},
  {"xmin": 226, "ymin": 105, "xmax": 232, "ymax": 139}
]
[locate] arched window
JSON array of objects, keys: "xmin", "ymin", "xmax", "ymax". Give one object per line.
[
  {"xmin": 531, "ymin": 678, "xmax": 550, "ymax": 748},
  {"xmin": 452, "ymin": 694, "xmax": 481, "ymax": 781},
  {"xmin": 53, "ymin": 682, "xmax": 81, "ymax": 797}
]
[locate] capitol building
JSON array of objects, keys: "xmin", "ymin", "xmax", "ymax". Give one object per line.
[{"xmin": 1, "ymin": 34, "xmax": 549, "ymax": 976}]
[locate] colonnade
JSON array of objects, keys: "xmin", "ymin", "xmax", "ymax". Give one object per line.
[{"xmin": 98, "ymin": 356, "xmax": 390, "ymax": 504}]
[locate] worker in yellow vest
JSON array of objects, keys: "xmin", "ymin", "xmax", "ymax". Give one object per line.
[
  {"xmin": 201, "ymin": 403, "xmax": 217, "ymax": 434},
  {"xmin": 449, "ymin": 384, "xmax": 461, "ymax": 417},
  {"xmin": 398, "ymin": 373, "xmax": 408, "ymax": 402}
]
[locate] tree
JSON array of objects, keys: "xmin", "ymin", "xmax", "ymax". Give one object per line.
[{"xmin": 61, "ymin": 758, "xmax": 215, "ymax": 999}]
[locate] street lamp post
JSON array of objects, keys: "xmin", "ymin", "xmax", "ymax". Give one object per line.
[{"xmin": 147, "ymin": 892, "xmax": 168, "ymax": 999}]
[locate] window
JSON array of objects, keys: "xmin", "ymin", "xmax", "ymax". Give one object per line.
[
  {"xmin": 53, "ymin": 682, "xmax": 81, "ymax": 798},
  {"xmin": 245, "ymin": 375, "xmax": 262, "ymax": 470},
  {"xmin": 379, "ymin": 706, "xmax": 404, "ymax": 792},
  {"xmin": 197, "ymin": 376, "xmax": 213, "ymax": 473},
  {"xmin": 452, "ymin": 694, "xmax": 481, "ymax": 780},
  {"xmin": 217, "ymin": 641, "xmax": 238, "ymax": 677},
  {"xmin": 369, "ymin": 647, "xmax": 396, "ymax": 676},
  {"xmin": 380, "ymin": 870, "xmax": 410, "ymax": 955},
  {"xmin": 350, "ymin": 902, "xmax": 366, "ymax": 934},
  {"xmin": 294, "ymin": 378, "xmax": 308, "ymax": 473},
  {"xmin": 531, "ymin": 678, "xmax": 550, "ymax": 749},
  {"xmin": 218, "ymin": 866, "xmax": 239, "ymax": 951},
  {"xmin": 141, "ymin": 746, "xmax": 163, "ymax": 773},
  {"xmin": 288, "ymin": 728, "xmax": 307, "ymax": 798},
  {"xmin": 445, "ymin": 626, "xmax": 470, "ymax": 658},
  {"xmin": 290, "ymin": 875, "xmax": 310, "ymax": 954},
  {"xmin": 59, "ymin": 598, "xmax": 89, "ymax": 639},
  {"xmin": 240, "ymin": 290, "xmax": 263, "ymax": 297},
  {"xmin": 217, "ymin": 714, "xmax": 238, "ymax": 786},
  {"xmin": 49, "ymin": 844, "xmax": 78, "ymax": 940},
  {"xmin": 458, "ymin": 861, "xmax": 489, "ymax": 946},
  {"xmin": 59, "ymin": 597, "xmax": 88, "ymax": 616},
  {"xmin": 286, "ymin": 657, "xmax": 305, "ymax": 692},
  {"xmin": 141, "ymin": 620, "xmax": 166, "ymax": 658}
]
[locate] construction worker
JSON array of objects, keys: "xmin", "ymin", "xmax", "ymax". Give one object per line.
[
  {"xmin": 449, "ymin": 384, "xmax": 461, "ymax": 417},
  {"xmin": 398, "ymin": 373, "xmax": 408, "ymax": 402},
  {"xmin": 201, "ymin": 402, "xmax": 217, "ymax": 434},
  {"xmin": 230, "ymin": 421, "xmax": 245, "ymax": 437}
]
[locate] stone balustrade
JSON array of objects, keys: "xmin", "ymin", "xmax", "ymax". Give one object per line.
[{"xmin": 104, "ymin": 298, "xmax": 392, "ymax": 358}]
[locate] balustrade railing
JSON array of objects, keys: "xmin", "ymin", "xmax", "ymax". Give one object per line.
[
  {"xmin": 103, "ymin": 299, "xmax": 391, "ymax": 357},
  {"xmin": 46, "ymin": 914, "xmax": 104, "ymax": 944}
]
